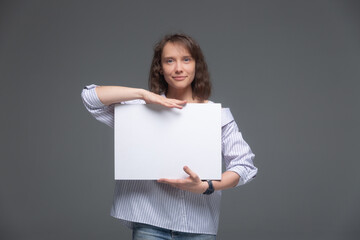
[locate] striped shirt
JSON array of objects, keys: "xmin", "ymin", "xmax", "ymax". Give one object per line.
[{"xmin": 81, "ymin": 84, "xmax": 257, "ymax": 235}]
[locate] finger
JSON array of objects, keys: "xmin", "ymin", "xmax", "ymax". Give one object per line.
[
  {"xmin": 157, "ymin": 178, "xmax": 168, "ymax": 183},
  {"xmin": 158, "ymin": 178, "xmax": 179, "ymax": 184},
  {"xmin": 165, "ymin": 102, "xmax": 184, "ymax": 109},
  {"xmin": 170, "ymin": 102, "xmax": 184, "ymax": 109},
  {"xmin": 168, "ymin": 99, "xmax": 187, "ymax": 107},
  {"xmin": 158, "ymin": 179, "xmax": 183, "ymax": 189},
  {"xmin": 158, "ymin": 102, "xmax": 176, "ymax": 109},
  {"xmin": 156, "ymin": 98, "xmax": 186, "ymax": 109},
  {"xmin": 158, "ymin": 100, "xmax": 181, "ymax": 109},
  {"xmin": 168, "ymin": 99, "xmax": 186, "ymax": 105},
  {"xmin": 174, "ymin": 100, "xmax": 187, "ymax": 105},
  {"xmin": 175, "ymin": 101, "xmax": 187, "ymax": 108},
  {"xmin": 159, "ymin": 178, "xmax": 189, "ymax": 186}
]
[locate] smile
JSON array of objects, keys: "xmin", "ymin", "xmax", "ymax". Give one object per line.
[{"xmin": 172, "ymin": 76, "xmax": 187, "ymax": 81}]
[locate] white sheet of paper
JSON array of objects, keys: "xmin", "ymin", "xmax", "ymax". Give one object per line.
[{"xmin": 114, "ymin": 103, "xmax": 222, "ymax": 180}]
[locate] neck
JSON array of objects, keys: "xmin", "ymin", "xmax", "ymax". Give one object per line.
[
  {"xmin": 166, "ymin": 87, "xmax": 194, "ymax": 102},
  {"xmin": 166, "ymin": 88, "xmax": 208, "ymax": 103}
]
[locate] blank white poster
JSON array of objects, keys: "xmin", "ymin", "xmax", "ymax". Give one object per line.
[{"xmin": 114, "ymin": 103, "xmax": 222, "ymax": 180}]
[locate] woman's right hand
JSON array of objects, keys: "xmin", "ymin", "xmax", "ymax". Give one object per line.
[{"xmin": 141, "ymin": 90, "xmax": 187, "ymax": 109}]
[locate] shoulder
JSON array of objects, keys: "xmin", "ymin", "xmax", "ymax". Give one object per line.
[
  {"xmin": 221, "ymin": 108, "xmax": 234, "ymax": 127},
  {"xmin": 206, "ymin": 100, "xmax": 234, "ymax": 127}
]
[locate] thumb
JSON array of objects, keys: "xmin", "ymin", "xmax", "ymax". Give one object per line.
[{"xmin": 183, "ymin": 166, "xmax": 198, "ymax": 180}]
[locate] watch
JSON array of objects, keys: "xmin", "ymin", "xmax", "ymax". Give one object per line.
[{"xmin": 202, "ymin": 180, "xmax": 215, "ymax": 195}]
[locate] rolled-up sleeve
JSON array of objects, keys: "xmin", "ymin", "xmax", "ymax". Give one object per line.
[
  {"xmin": 81, "ymin": 84, "xmax": 146, "ymax": 128},
  {"xmin": 81, "ymin": 84, "xmax": 115, "ymax": 128},
  {"xmin": 221, "ymin": 108, "xmax": 258, "ymax": 187}
]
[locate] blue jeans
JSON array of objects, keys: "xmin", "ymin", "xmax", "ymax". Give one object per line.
[{"xmin": 132, "ymin": 223, "xmax": 216, "ymax": 240}]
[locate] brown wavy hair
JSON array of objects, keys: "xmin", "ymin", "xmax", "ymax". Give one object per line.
[{"xmin": 148, "ymin": 33, "xmax": 211, "ymax": 101}]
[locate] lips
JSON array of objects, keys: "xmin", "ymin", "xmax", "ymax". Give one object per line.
[{"xmin": 172, "ymin": 76, "xmax": 187, "ymax": 81}]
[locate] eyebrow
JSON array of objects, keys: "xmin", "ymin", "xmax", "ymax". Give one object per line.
[{"xmin": 162, "ymin": 55, "xmax": 192, "ymax": 59}]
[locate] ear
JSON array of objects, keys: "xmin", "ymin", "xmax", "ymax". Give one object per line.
[{"xmin": 159, "ymin": 69, "xmax": 163, "ymax": 75}]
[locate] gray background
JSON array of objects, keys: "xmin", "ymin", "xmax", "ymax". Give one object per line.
[{"xmin": 1, "ymin": 0, "xmax": 359, "ymax": 239}]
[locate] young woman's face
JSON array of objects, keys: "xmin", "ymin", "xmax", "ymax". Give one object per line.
[{"xmin": 161, "ymin": 42, "xmax": 195, "ymax": 93}]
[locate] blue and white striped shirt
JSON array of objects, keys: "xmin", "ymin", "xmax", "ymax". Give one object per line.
[{"xmin": 81, "ymin": 84, "xmax": 257, "ymax": 235}]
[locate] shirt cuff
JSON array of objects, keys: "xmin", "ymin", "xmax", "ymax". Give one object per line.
[
  {"xmin": 82, "ymin": 84, "xmax": 106, "ymax": 108},
  {"xmin": 228, "ymin": 166, "xmax": 258, "ymax": 187}
]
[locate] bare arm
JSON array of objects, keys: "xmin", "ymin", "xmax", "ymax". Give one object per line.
[
  {"xmin": 95, "ymin": 86, "xmax": 186, "ymax": 108},
  {"xmin": 212, "ymin": 171, "xmax": 240, "ymax": 190},
  {"xmin": 158, "ymin": 167, "xmax": 240, "ymax": 194}
]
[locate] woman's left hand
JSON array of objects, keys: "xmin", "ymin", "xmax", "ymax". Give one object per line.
[{"xmin": 158, "ymin": 166, "xmax": 209, "ymax": 194}]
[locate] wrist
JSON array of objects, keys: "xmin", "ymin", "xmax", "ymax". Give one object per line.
[
  {"xmin": 200, "ymin": 181, "xmax": 208, "ymax": 193},
  {"xmin": 137, "ymin": 88, "xmax": 147, "ymax": 100},
  {"xmin": 202, "ymin": 180, "xmax": 215, "ymax": 195}
]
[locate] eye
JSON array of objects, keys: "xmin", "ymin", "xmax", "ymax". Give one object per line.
[
  {"xmin": 184, "ymin": 57, "xmax": 191, "ymax": 62},
  {"xmin": 166, "ymin": 59, "xmax": 174, "ymax": 64}
]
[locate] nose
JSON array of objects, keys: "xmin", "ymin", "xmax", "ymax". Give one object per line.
[{"xmin": 175, "ymin": 61, "xmax": 183, "ymax": 73}]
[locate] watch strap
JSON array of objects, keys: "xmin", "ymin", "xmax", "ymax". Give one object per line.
[{"xmin": 203, "ymin": 180, "xmax": 215, "ymax": 195}]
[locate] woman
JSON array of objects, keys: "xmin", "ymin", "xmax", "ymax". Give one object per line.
[{"xmin": 81, "ymin": 33, "xmax": 257, "ymax": 239}]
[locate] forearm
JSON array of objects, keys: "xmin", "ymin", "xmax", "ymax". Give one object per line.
[
  {"xmin": 212, "ymin": 171, "xmax": 240, "ymax": 191},
  {"xmin": 158, "ymin": 168, "xmax": 241, "ymax": 194},
  {"xmin": 95, "ymin": 86, "xmax": 146, "ymax": 106}
]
